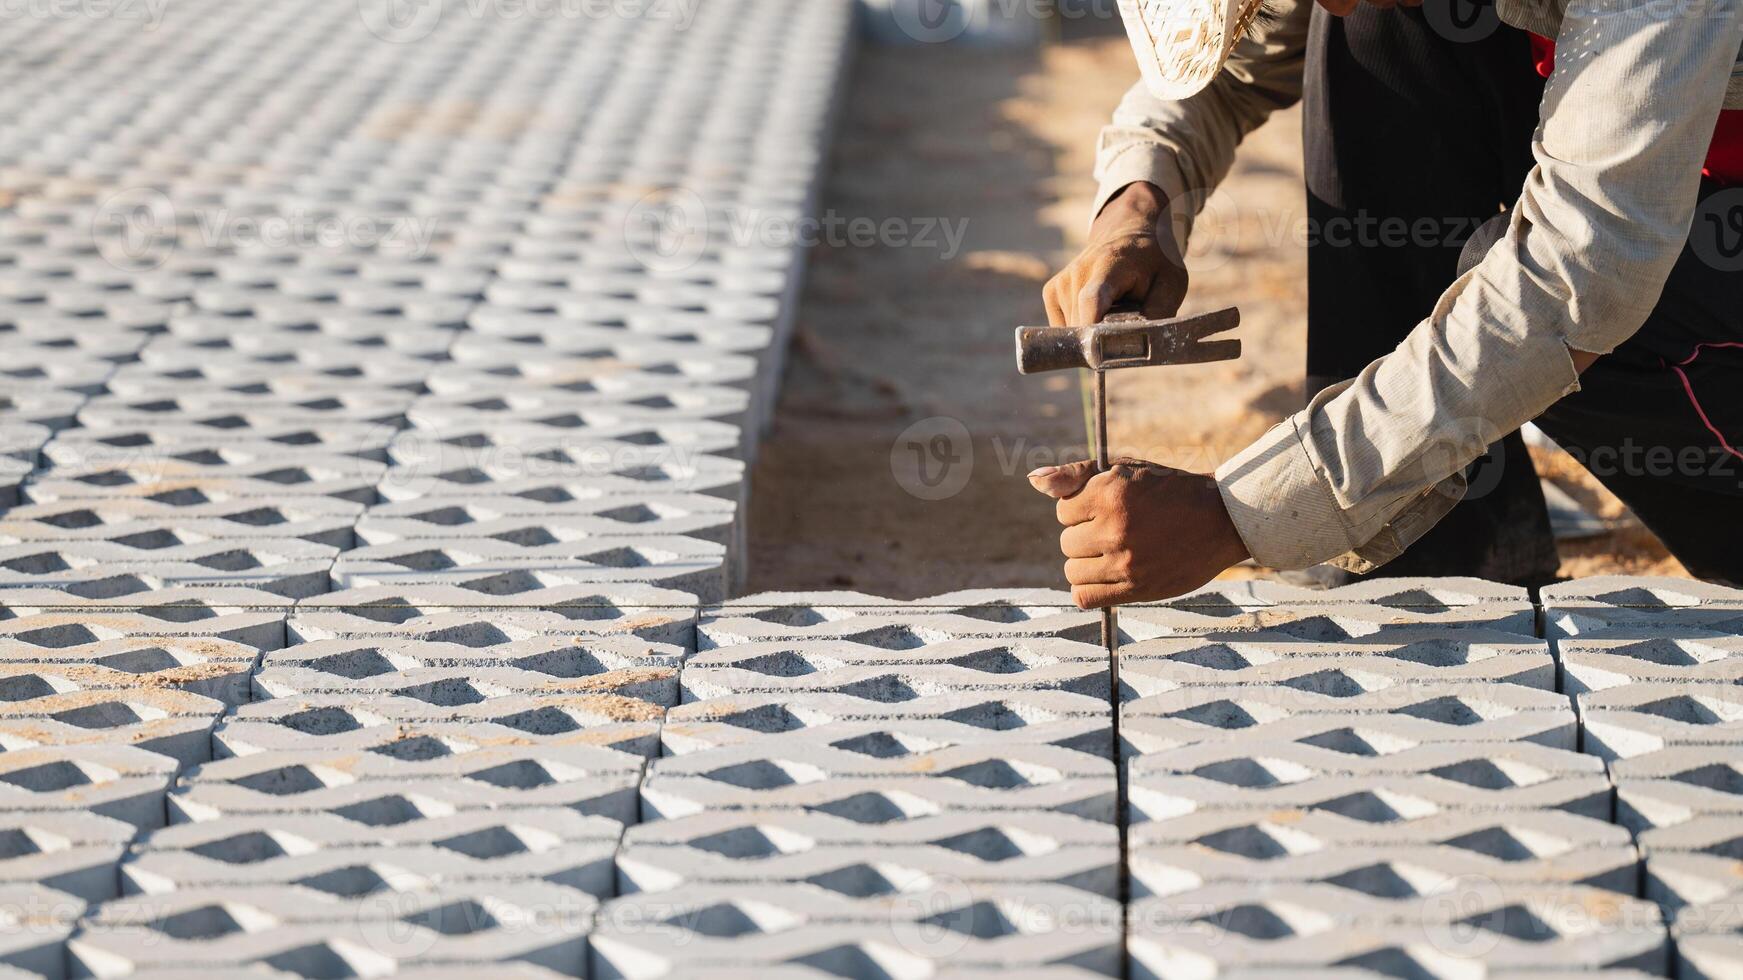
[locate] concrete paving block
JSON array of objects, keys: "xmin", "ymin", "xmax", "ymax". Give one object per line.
[
  {"xmin": 390, "ymin": 419, "xmax": 747, "ymax": 468},
  {"xmin": 1129, "ymin": 755, "xmax": 1611, "ymax": 822},
  {"xmin": 1557, "ymin": 630, "xmax": 1743, "ymax": 693},
  {"xmin": 1677, "ymin": 933, "xmax": 1743, "ymax": 980},
  {"xmin": 1122, "ymin": 704, "xmax": 1577, "ymax": 758},
  {"xmin": 590, "ymin": 920, "xmax": 1120, "ymax": 979},
  {"xmin": 1120, "ymin": 602, "xmax": 1540, "ymax": 642},
  {"xmin": 1158, "ymin": 577, "xmax": 1529, "ymax": 610},
  {"xmin": 0, "ymin": 389, "xmax": 84, "ymax": 431},
  {"xmin": 617, "ymin": 815, "xmax": 1119, "ymax": 898},
  {"xmin": 440, "ymin": 334, "xmax": 760, "ymax": 392},
  {"xmin": 1644, "ymin": 851, "xmax": 1743, "ymax": 915},
  {"xmin": 0, "ymin": 745, "xmax": 175, "ymax": 830},
  {"xmin": 1614, "ymin": 747, "xmax": 1743, "ymax": 832},
  {"xmin": 1577, "ymin": 683, "xmax": 1743, "ymax": 761},
  {"xmin": 0, "ymin": 688, "xmax": 224, "ymax": 767},
  {"xmin": 1546, "ymin": 605, "xmax": 1743, "ymax": 639},
  {"xmin": 660, "ymin": 716, "xmax": 1113, "ymax": 762},
  {"xmin": 0, "ymin": 811, "xmax": 134, "ymax": 902},
  {"xmin": 0, "ymin": 602, "xmax": 287, "ymax": 653},
  {"xmin": 204, "ymin": 724, "xmax": 651, "ymax": 785},
  {"xmin": 255, "ymin": 660, "xmax": 677, "ymax": 708},
  {"xmin": 0, "ymin": 539, "xmax": 336, "ymax": 598},
  {"xmin": 357, "ymin": 493, "xmax": 739, "ymax": 548},
  {"xmin": 1120, "ymin": 645, "xmax": 1555, "ymax": 700},
  {"xmin": 683, "ymin": 663, "xmax": 1108, "ymax": 706},
  {"xmin": 0, "ymin": 637, "xmax": 258, "ymax": 703},
  {"xmin": 173, "ymin": 744, "xmax": 644, "ymax": 823},
  {"xmin": 0, "ymin": 888, "xmax": 77, "ymax": 978},
  {"xmin": 70, "ymin": 916, "xmax": 586, "ymax": 978},
  {"xmin": 406, "ymin": 383, "xmax": 752, "ymax": 435},
  {"xmin": 647, "ymin": 737, "xmax": 1112, "ymax": 789},
  {"xmin": 1129, "ymin": 836, "xmax": 1640, "ymax": 899},
  {"xmin": 1542, "ymin": 576, "xmax": 1743, "ymax": 608},
  {"xmin": 218, "ymin": 690, "xmax": 664, "ymax": 741},
  {"xmin": 642, "ymin": 770, "xmax": 1117, "ymax": 824},
  {"xmin": 122, "ymin": 808, "xmax": 621, "ymax": 897},
  {"xmin": 215, "ymin": 701, "xmax": 659, "ymax": 758},
  {"xmin": 260, "ymin": 633, "xmax": 683, "ymax": 686},
  {"xmin": 1127, "ymin": 900, "xmax": 1666, "ymax": 979},
  {"xmin": 0, "ymin": 498, "xmax": 362, "ymax": 549},
  {"xmin": 663, "ymin": 690, "xmax": 1112, "ymax": 744},
  {"xmin": 22, "ymin": 460, "xmax": 384, "ymax": 506},
  {"xmin": 168, "ymin": 767, "xmax": 643, "ymax": 825},
  {"xmin": 375, "ymin": 455, "xmax": 750, "ymax": 506},
  {"xmin": 1122, "ymin": 679, "xmax": 1573, "ymax": 726},
  {"xmin": 698, "ymin": 589, "xmax": 1101, "ymax": 648},
  {"xmin": 330, "ymin": 535, "xmax": 727, "ymax": 603},
  {"xmin": 1129, "ymin": 807, "xmax": 1629, "ymax": 855},
  {"xmin": 290, "ymin": 583, "xmax": 698, "ymax": 649}
]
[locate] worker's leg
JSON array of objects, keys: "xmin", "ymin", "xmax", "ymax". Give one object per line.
[
  {"xmin": 1303, "ymin": 0, "xmax": 1559, "ymax": 584},
  {"xmin": 1525, "ymin": 186, "xmax": 1743, "ymax": 584}
]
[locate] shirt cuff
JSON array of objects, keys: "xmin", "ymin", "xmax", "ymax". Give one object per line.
[
  {"xmin": 1213, "ymin": 417, "xmax": 1355, "ymax": 571},
  {"xmin": 1090, "ymin": 144, "xmax": 1192, "ymax": 231}
]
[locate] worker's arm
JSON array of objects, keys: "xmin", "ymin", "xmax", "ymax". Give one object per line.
[
  {"xmin": 1218, "ymin": 0, "xmax": 1743, "ymax": 573},
  {"xmin": 1044, "ymin": 0, "xmax": 1310, "ymax": 327}
]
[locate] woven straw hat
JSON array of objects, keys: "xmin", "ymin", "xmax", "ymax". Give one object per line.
[{"xmin": 1116, "ymin": 0, "xmax": 1269, "ymax": 99}]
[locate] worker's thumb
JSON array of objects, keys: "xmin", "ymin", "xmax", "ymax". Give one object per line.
[{"xmin": 1027, "ymin": 460, "xmax": 1099, "ymax": 499}]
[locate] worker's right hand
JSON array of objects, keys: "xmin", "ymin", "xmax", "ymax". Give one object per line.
[{"xmin": 1043, "ymin": 181, "xmax": 1189, "ymax": 327}]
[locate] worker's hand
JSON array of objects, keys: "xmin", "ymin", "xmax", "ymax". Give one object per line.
[
  {"xmin": 1044, "ymin": 182, "xmax": 1188, "ymax": 327},
  {"xmin": 1029, "ymin": 458, "xmax": 1250, "ymax": 609}
]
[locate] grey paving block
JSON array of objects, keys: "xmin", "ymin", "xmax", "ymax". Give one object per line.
[
  {"xmin": 0, "ymin": 884, "xmax": 80, "ymax": 978},
  {"xmin": 683, "ymin": 638, "xmax": 1113, "ymax": 704},
  {"xmin": 172, "ymin": 744, "xmax": 644, "ymax": 824},
  {"xmin": 389, "ymin": 419, "xmax": 747, "ymax": 468},
  {"xmin": 0, "ymin": 689, "xmax": 224, "ymax": 768},
  {"xmin": 440, "ymin": 334, "xmax": 760, "ymax": 392},
  {"xmin": 1158, "ymin": 577, "xmax": 1529, "ymax": 610},
  {"xmin": 1542, "ymin": 576, "xmax": 1743, "ymax": 608},
  {"xmin": 1122, "ymin": 679, "xmax": 1574, "ymax": 733},
  {"xmin": 206, "ymin": 722, "xmax": 652, "ymax": 783},
  {"xmin": 260, "ymin": 632, "xmax": 681, "ymax": 687},
  {"xmin": 0, "ymin": 637, "xmax": 257, "ymax": 703},
  {"xmin": 0, "ymin": 498, "xmax": 362, "ymax": 549},
  {"xmin": 660, "ymin": 716, "xmax": 1113, "ymax": 762},
  {"xmin": 1557, "ymin": 629, "xmax": 1743, "ymax": 693},
  {"xmin": 72, "ymin": 881, "xmax": 595, "ymax": 977},
  {"xmin": 591, "ymin": 920, "xmax": 1120, "ymax": 978},
  {"xmin": 0, "ymin": 539, "xmax": 336, "ymax": 598},
  {"xmin": 253, "ymin": 653, "xmax": 676, "ymax": 708},
  {"xmin": 290, "ymin": 584, "xmax": 698, "ymax": 649},
  {"xmin": 1130, "ymin": 806, "xmax": 1629, "ymax": 853},
  {"xmin": 1122, "ymin": 707, "xmax": 1577, "ymax": 761},
  {"xmin": 1127, "ymin": 893, "xmax": 1666, "ymax": 979},
  {"xmin": 329, "ymin": 535, "xmax": 727, "ymax": 603},
  {"xmin": 38, "ymin": 424, "xmax": 398, "ymax": 465},
  {"xmin": 0, "ymin": 389, "xmax": 84, "ymax": 431},
  {"xmin": 0, "ymin": 597, "xmax": 288, "ymax": 651},
  {"xmin": 22, "ymin": 455, "xmax": 384, "ymax": 506},
  {"xmin": 698, "ymin": 590, "xmax": 1100, "ymax": 648},
  {"xmin": 406, "ymin": 382, "xmax": 752, "ymax": 433},
  {"xmin": 1678, "ymin": 932, "xmax": 1743, "ymax": 980},
  {"xmin": 374, "ymin": 456, "xmax": 750, "ymax": 506},
  {"xmin": 1129, "ymin": 741, "xmax": 1612, "ymax": 820},
  {"xmin": 664, "ymin": 689, "xmax": 1111, "ymax": 734},
  {"xmin": 1638, "ymin": 817, "xmax": 1743, "ymax": 915},
  {"xmin": 642, "ymin": 739, "xmax": 1117, "ymax": 822},
  {"xmin": 0, "ymin": 745, "xmax": 174, "ymax": 830},
  {"xmin": 215, "ymin": 699, "xmax": 659, "ymax": 758},
  {"xmin": 616, "ymin": 811, "xmax": 1119, "ymax": 898},
  {"xmin": 1577, "ymin": 683, "xmax": 1743, "ymax": 761},
  {"xmin": 1614, "ymin": 747, "xmax": 1743, "ymax": 832},
  {"xmin": 1120, "ymin": 645, "xmax": 1555, "ymax": 700},
  {"xmin": 358, "ymin": 493, "xmax": 738, "ymax": 548},
  {"xmin": 0, "ymin": 811, "xmax": 134, "ymax": 903}
]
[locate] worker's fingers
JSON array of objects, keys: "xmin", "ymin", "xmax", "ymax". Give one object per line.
[
  {"xmin": 1075, "ymin": 261, "xmax": 1140, "ymax": 326},
  {"xmin": 1073, "ymin": 582, "xmax": 1135, "ymax": 610},
  {"xmin": 1042, "ymin": 276, "xmax": 1068, "ymax": 328},
  {"xmin": 1064, "ymin": 556, "xmax": 1121, "ymax": 587},
  {"xmin": 1028, "ymin": 459, "xmax": 1099, "ymax": 500},
  {"xmin": 1059, "ymin": 521, "xmax": 1103, "ymax": 559},
  {"xmin": 1140, "ymin": 273, "xmax": 1187, "ymax": 321},
  {"xmin": 1057, "ymin": 470, "xmax": 1116, "ymax": 525}
]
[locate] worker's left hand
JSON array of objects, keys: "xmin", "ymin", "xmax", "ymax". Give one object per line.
[{"xmin": 1029, "ymin": 458, "xmax": 1250, "ymax": 609}]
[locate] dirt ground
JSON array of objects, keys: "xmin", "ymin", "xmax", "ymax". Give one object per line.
[{"xmin": 745, "ymin": 30, "xmax": 1686, "ymax": 597}]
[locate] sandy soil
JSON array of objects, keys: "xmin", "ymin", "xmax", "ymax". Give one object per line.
[{"xmin": 745, "ymin": 31, "xmax": 1684, "ymax": 597}]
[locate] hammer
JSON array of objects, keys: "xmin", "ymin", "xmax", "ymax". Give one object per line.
[{"xmin": 1014, "ymin": 304, "xmax": 1242, "ymax": 671}]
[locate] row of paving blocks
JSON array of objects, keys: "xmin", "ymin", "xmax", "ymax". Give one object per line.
[{"xmin": 0, "ymin": 576, "xmax": 1739, "ymax": 977}]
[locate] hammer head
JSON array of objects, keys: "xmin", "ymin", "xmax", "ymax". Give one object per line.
[{"xmin": 1015, "ymin": 306, "xmax": 1241, "ymax": 374}]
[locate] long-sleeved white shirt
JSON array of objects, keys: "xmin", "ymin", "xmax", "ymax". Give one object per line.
[{"xmin": 1095, "ymin": 0, "xmax": 1743, "ymax": 571}]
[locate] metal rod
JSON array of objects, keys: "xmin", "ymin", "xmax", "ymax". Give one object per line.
[{"xmin": 1092, "ymin": 369, "xmax": 1120, "ymax": 691}]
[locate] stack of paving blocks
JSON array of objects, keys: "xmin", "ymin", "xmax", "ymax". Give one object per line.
[
  {"xmin": 1545, "ymin": 578, "xmax": 1743, "ymax": 980},
  {"xmin": 0, "ymin": 0, "xmax": 853, "ymax": 974}
]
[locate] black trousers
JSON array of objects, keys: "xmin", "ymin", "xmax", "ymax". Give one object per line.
[{"xmin": 1304, "ymin": 0, "xmax": 1743, "ymax": 584}]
